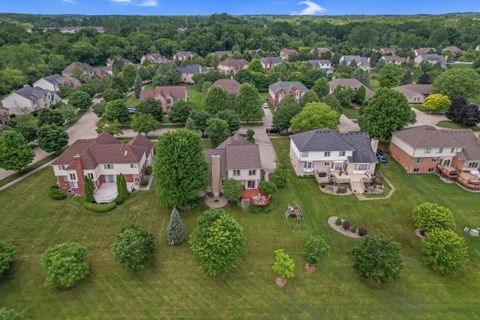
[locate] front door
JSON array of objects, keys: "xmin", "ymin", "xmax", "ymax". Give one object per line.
[
  {"xmin": 247, "ymin": 180, "xmax": 256, "ymax": 189},
  {"xmin": 105, "ymin": 175, "xmax": 115, "ymax": 183}
]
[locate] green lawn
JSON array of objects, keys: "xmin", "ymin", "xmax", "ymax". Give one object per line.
[
  {"xmin": 124, "ymin": 94, "xmax": 140, "ymax": 106},
  {"xmin": 448, "ymin": 63, "xmax": 474, "ymax": 70},
  {"xmin": 342, "ymin": 107, "xmax": 359, "ymax": 120},
  {"xmin": 437, "ymin": 120, "xmax": 480, "ymax": 131},
  {"xmin": 1, "ymin": 139, "xmax": 480, "ymax": 319},
  {"xmin": 187, "ymin": 85, "xmax": 206, "ymax": 108}
]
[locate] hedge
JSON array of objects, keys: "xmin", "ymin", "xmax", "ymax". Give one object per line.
[
  {"xmin": 48, "ymin": 186, "xmax": 67, "ymax": 200},
  {"xmin": 83, "ymin": 202, "xmax": 117, "ymax": 212}
]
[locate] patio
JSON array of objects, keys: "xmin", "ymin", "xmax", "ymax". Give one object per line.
[{"xmin": 94, "ymin": 183, "xmax": 118, "ymax": 203}]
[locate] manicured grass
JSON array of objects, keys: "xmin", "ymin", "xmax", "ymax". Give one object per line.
[
  {"xmin": 0, "ymin": 153, "xmax": 57, "ymax": 188},
  {"xmin": 369, "ymin": 79, "xmax": 380, "ymax": 92},
  {"xmin": 187, "ymin": 85, "xmax": 206, "ymax": 108},
  {"xmin": 342, "ymin": 107, "xmax": 359, "ymax": 120},
  {"xmin": 436, "ymin": 120, "xmax": 480, "ymax": 131},
  {"xmin": 448, "ymin": 63, "xmax": 473, "ymax": 69},
  {"xmin": 0, "ymin": 139, "xmax": 480, "ymax": 319},
  {"xmin": 124, "ymin": 94, "xmax": 140, "ymax": 106}
]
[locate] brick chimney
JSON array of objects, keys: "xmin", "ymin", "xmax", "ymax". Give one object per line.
[
  {"xmin": 211, "ymin": 154, "xmax": 221, "ymax": 197},
  {"xmin": 371, "ymin": 138, "xmax": 379, "ymax": 153},
  {"xmin": 72, "ymin": 154, "xmax": 86, "ymax": 196}
]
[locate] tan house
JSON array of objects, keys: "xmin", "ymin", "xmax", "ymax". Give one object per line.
[
  {"xmin": 0, "ymin": 103, "xmax": 10, "ymax": 127},
  {"xmin": 379, "ymin": 48, "xmax": 397, "ymax": 56},
  {"xmin": 260, "ymin": 57, "xmax": 282, "ymax": 72},
  {"xmin": 52, "ymin": 133, "xmax": 154, "ymax": 203},
  {"xmin": 311, "ymin": 47, "xmax": 330, "ymax": 58},
  {"xmin": 176, "ymin": 64, "xmax": 208, "ymax": 84},
  {"xmin": 139, "ymin": 86, "xmax": 187, "ymax": 113},
  {"xmin": 1, "ymin": 86, "xmax": 60, "ymax": 115},
  {"xmin": 205, "ymin": 133, "xmax": 262, "ymax": 196},
  {"xmin": 280, "ymin": 48, "xmax": 298, "ymax": 60},
  {"xmin": 33, "ymin": 74, "xmax": 81, "ymax": 92},
  {"xmin": 393, "ymin": 84, "xmax": 432, "ymax": 104},
  {"xmin": 105, "ymin": 57, "xmax": 134, "ymax": 76},
  {"xmin": 141, "ymin": 53, "xmax": 168, "ymax": 64},
  {"xmin": 328, "ymin": 78, "xmax": 374, "ymax": 100},
  {"xmin": 173, "ymin": 51, "xmax": 194, "ymax": 62},
  {"xmin": 414, "ymin": 48, "xmax": 435, "ymax": 56},
  {"xmin": 290, "ymin": 129, "xmax": 378, "ymax": 194},
  {"xmin": 390, "ymin": 125, "xmax": 480, "ymax": 175},
  {"xmin": 268, "ymin": 81, "xmax": 309, "ymax": 107},
  {"xmin": 62, "ymin": 62, "xmax": 107, "ymax": 81},
  {"xmin": 217, "ymin": 58, "xmax": 249, "ymax": 75},
  {"xmin": 380, "ymin": 56, "xmax": 407, "ymax": 65},
  {"xmin": 443, "ymin": 46, "xmax": 464, "ymax": 56},
  {"xmin": 211, "ymin": 79, "xmax": 241, "ymax": 96},
  {"xmin": 414, "ymin": 54, "xmax": 447, "ymax": 69}
]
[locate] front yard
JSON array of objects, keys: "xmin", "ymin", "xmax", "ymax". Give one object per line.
[{"xmin": 0, "ymin": 139, "xmax": 479, "ymax": 319}]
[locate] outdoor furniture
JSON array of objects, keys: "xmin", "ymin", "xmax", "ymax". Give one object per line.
[{"xmin": 285, "ymin": 204, "xmax": 303, "ymax": 231}]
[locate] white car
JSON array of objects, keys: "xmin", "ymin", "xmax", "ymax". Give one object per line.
[{"xmin": 262, "ymin": 103, "xmax": 269, "ymax": 109}]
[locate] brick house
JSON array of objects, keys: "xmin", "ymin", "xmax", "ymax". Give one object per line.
[
  {"xmin": 62, "ymin": 62, "xmax": 108, "ymax": 81},
  {"xmin": 139, "ymin": 86, "xmax": 187, "ymax": 113},
  {"xmin": 260, "ymin": 57, "xmax": 283, "ymax": 72},
  {"xmin": 268, "ymin": 81, "xmax": 308, "ymax": 107},
  {"xmin": 280, "ymin": 48, "xmax": 298, "ymax": 60},
  {"xmin": 52, "ymin": 133, "xmax": 154, "ymax": 203},
  {"xmin": 217, "ymin": 58, "xmax": 249, "ymax": 75},
  {"xmin": 176, "ymin": 64, "xmax": 208, "ymax": 84}
]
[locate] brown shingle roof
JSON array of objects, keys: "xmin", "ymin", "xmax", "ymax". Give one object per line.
[
  {"xmin": 218, "ymin": 58, "xmax": 249, "ymax": 69},
  {"xmin": 139, "ymin": 86, "xmax": 187, "ymax": 101},
  {"xmin": 212, "ymin": 79, "xmax": 241, "ymax": 95}
]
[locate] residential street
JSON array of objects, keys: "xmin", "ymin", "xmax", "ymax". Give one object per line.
[{"xmin": 0, "ymin": 109, "xmax": 99, "ymax": 181}]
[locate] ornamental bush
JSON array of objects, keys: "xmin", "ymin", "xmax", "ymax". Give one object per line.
[
  {"xmin": 335, "ymin": 217, "xmax": 342, "ymax": 226},
  {"xmin": 358, "ymin": 227, "xmax": 368, "ymax": 237},
  {"xmin": 352, "ymin": 234, "xmax": 403, "ymax": 283},
  {"xmin": 112, "ymin": 225, "xmax": 155, "ymax": 272},
  {"xmin": 41, "ymin": 242, "xmax": 90, "ymax": 289},
  {"xmin": 83, "ymin": 202, "xmax": 117, "ymax": 213},
  {"xmin": 189, "ymin": 209, "xmax": 245, "ymax": 276},
  {"xmin": 272, "ymin": 249, "xmax": 295, "ymax": 279},
  {"xmin": 412, "ymin": 202, "xmax": 455, "ymax": 233},
  {"xmin": 48, "ymin": 186, "xmax": 67, "ymax": 200},
  {"xmin": 342, "ymin": 220, "xmax": 351, "ymax": 230},
  {"xmin": 421, "ymin": 229, "xmax": 469, "ymax": 277},
  {"xmin": 223, "ymin": 179, "xmax": 243, "ymax": 202},
  {"xmin": 259, "ymin": 180, "xmax": 277, "ymax": 196},
  {"xmin": 0, "ymin": 241, "xmax": 16, "ymax": 280},
  {"xmin": 303, "ymin": 235, "xmax": 330, "ymax": 266}
]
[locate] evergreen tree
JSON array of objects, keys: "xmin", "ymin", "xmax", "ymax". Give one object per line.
[
  {"xmin": 84, "ymin": 176, "xmax": 95, "ymax": 203},
  {"xmin": 116, "ymin": 174, "xmax": 129, "ymax": 199},
  {"xmin": 167, "ymin": 207, "xmax": 187, "ymax": 246},
  {"xmin": 133, "ymin": 75, "xmax": 143, "ymax": 98}
]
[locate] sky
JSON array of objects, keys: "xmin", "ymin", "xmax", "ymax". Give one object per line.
[{"xmin": 1, "ymin": 0, "xmax": 480, "ymax": 16}]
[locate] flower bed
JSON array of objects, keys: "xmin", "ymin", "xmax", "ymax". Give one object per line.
[{"xmin": 327, "ymin": 216, "xmax": 366, "ymax": 239}]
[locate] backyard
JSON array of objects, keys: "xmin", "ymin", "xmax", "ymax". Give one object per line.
[{"xmin": 0, "ymin": 139, "xmax": 479, "ymax": 319}]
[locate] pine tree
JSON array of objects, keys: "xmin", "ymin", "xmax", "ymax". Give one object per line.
[
  {"xmin": 133, "ymin": 75, "xmax": 143, "ymax": 98},
  {"xmin": 167, "ymin": 208, "xmax": 187, "ymax": 246},
  {"xmin": 116, "ymin": 174, "xmax": 129, "ymax": 199},
  {"xmin": 84, "ymin": 176, "xmax": 95, "ymax": 203}
]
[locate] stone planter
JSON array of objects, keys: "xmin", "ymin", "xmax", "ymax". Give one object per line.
[
  {"xmin": 305, "ymin": 263, "xmax": 317, "ymax": 273},
  {"xmin": 415, "ymin": 228, "xmax": 426, "ymax": 240},
  {"xmin": 275, "ymin": 277, "xmax": 287, "ymax": 287}
]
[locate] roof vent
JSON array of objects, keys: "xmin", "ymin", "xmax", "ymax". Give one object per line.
[{"xmin": 124, "ymin": 150, "xmax": 128, "ymax": 156}]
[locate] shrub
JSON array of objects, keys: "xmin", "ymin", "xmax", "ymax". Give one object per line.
[
  {"xmin": 320, "ymin": 183, "xmax": 326, "ymax": 188},
  {"xmin": 335, "ymin": 217, "xmax": 342, "ymax": 226},
  {"xmin": 48, "ymin": 186, "xmax": 67, "ymax": 200},
  {"xmin": 336, "ymin": 187, "xmax": 347, "ymax": 194},
  {"xmin": 351, "ymin": 225, "xmax": 357, "ymax": 233},
  {"xmin": 223, "ymin": 179, "xmax": 243, "ymax": 202},
  {"xmin": 115, "ymin": 196, "xmax": 124, "ymax": 205},
  {"xmin": 0, "ymin": 308, "xmax": 28, "ymax": 320},
  {"xmin": 375, "ymin": 177, "xmax": 383, "ymax": 186},
  {"xmin": 246, "ymin": 128, "xmax": 255, "ymax": 143},
  {"xmin": 189, "ymin": 209, "xmax": 245, "ymax": 276},
  {"xmin": 358, "ymin": 227, "xmax": 368, "ymax": 237},
  {"xmin": 84, "ymin": 176, "xmax": 95, "ymax": 203},
  {"xmin": 351, "ymin": 234, "xmax": 403, "ymax": 283},
  {"xmin": 412, "ymin": 202, "xmax": 455, "ymax": 233},
  {"xmin": 259, "ymin": 180, "xmax": 277, "ymax": 196},
  {"xmin": 421, "ymin": 229, "xmax": 469, "ymax": 277},
  {"xmin": 272, "ymin": 249, "xmax": 295, "ymax": 279},
  {"xmin": 342, "ymin": 220, "xmax": 351, "ymax": 230},
  {"xmin": 41, "ymin": 242, "xmax": 90, "ymax": 289},
  {"xmin": 140, "ymin": 177, "xmax": 150, "ymax": 187},
  {"xmin": 0, "ymin": 241, "xmax": 16, "ymax": 280},
  {"xmin": 112, "ymin": 225, "xmax": 156, "ymax": 272},
  {"xmin": 83, "ymin": 202, "xmax": 117, "ymax": 213},
  {"xmin": 116, "ymin": 174, "xmax": 129, "ymax": 199},
  {"xmin": 303, "ymin": 235, "xmax": 330, "ymax": 266}
]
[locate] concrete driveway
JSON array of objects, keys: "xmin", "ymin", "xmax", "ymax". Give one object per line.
[
  {"xmin": 338, "ymin": 114, "xmax": 360, "ymax": 133},
  {"xmin": 0, "ymin": 109, "xmax": 99, "ymax": 181},
  {"xmin": 239, "ymin": 108, "xmax": 277, "ymax": 173},
  {"xmin": 409, "ymin": 108, "xmax": 447, "ymax": 127}
]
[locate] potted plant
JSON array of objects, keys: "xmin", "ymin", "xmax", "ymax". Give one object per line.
[
  {"xmin": 303, "ymin": 235, "xmax": 330, "ymax": 273},
  {"xmin": 272, "ymin": 249, "xmax": 295, "ymax": 287}
]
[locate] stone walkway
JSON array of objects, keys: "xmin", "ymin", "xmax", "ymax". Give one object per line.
[{"xmin": 354, "ymin": 177, "xmax": 395, "ymax": 201}]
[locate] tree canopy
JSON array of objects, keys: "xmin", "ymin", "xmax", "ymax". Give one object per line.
[
  {"xmin": 0, "ymin": 130, "xmax": 34, "ymax": 171},
  {"xmin": 433, "ymin": 69, "xmax": 480, "ymax": 99},
  {"xmin": 290, "ymin": 102, "xmax": 340, "ymax": 133}
]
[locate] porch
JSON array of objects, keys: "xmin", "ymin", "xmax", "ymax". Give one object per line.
[
  {"xmin": 94, "ymin": 183, "xmax": 118, "ymax": 203},
  {"xmin": 314, "ymin": 169, "xmax": 372, "ymax": 194},
  {"xmin": 436, "ymin": 164, "xmax": 480, "ymax": 191}
]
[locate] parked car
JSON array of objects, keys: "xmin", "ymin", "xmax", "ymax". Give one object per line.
[
  {"xmin": 266, "ymin": 127, "xmax": 279, "ymax": 134},
  {"xmin": 376, "ymin": 152, "xmax": 388, "ymax": 164},
  {"xmin": 127, "ymin": 106, "xmax": 136, "ymax": 114},
  {"xmin": 262, "ymin": 103, "xmax": 269, "ymax": 109}
]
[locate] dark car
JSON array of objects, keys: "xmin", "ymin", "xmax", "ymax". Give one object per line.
[
  {"xmin": 376, "ymin": 152, "xmax": 388, "ymax": 164},
  {"xmin": 266, "ymin": 127, "xmax": 279, "ymax": 134}
]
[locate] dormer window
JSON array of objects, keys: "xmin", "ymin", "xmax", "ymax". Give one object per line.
[
  {"xmin": 425, "ymin": 148, "xmax": 431, "ymax": 154},
  {"xmin": 324, "ymin": 151, "xmax": 331, "ymax": 157},
  {"xmin": 339, "ymin": 151, "xmax": 346, "ymax": 156},
  {"xmin": 104, "ymin": 164, "xmax": 114, "ymax": 169},
  {"xmin": 301, "ymin": 152, "xmax": 309, "ymax": 158},
  {"xmin": 437, "ymin": 148, "xmax": 443, "ymax": 154},
  {"xmin": 450, "ymin": 148, "xmax": 455, "ymax": 153},
  {"xmin": 58, "ymin": 165, "xmax": 66, "ymax": 170}
]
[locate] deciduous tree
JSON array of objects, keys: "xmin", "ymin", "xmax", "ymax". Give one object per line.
[
  {"xmin": 272, "ymin": 95, "xmax": 302, "ymax": 133},
  {"xmin": 69, "ymin": 90, "xmax": 92, "ymax": 111},
  {"xmin": 423, "ymin": 94, "xmax": 451, "ymax": 113},
  {"xmin": 169, "ymin": 100, "xmax": 193, "ymax": 124},
  {"xmin": 412, "ymin": 202, "xmax": 455, "ymax": 233},
  {"xmin": 186, "ymin": 109, "xmax": 210, "ymax": 136},
  {"xmin": 0, "ymin": 130, "xmax": 34, "ymax": 171},
  {"xmin": 137, "ymin": 97, "xmax": 163, "ymax": 121},
  {"xmin": 204, "ymin": 86, "xmax": 230, "ymax": 115},
  {"xmin": 217, "ymin": 109, "xmax": 241, "ymax": 133},
  {"xmin": 378, "ymin": 63, "xmax": 403, "ymax": 88},
  {"xmin": 235, "ymin": 83, "xmax": 263, "ymax": 122},
  {"xmin": 223, "ymin": 179, "xmax": 243, "ymax": 202},
  {"xmin": 0, "ymin": 240, "xmax": 15, "ymax": 280},
  {"xmin": 291, "ymin": 102, "xmax": 340, "ymax": 133},
  {"xmin": 38, "ymin": 108, "xmax": 64, "ymax": 127},
  {"xmin": 112, "ymin": 225, "xmax": 155, "ymax": 272},
  {"xmin": 433, "ymin": 69, "xmax": 480, "ymax": 98},
  {"xmin": 38, "ymin": 124, "xmax": 69, "ymax": 153},
  {"xmin": 303, "ymin": 235, "xmax": 330, "ymax": 267},
  {"xmin": 104, "ymin": 99, "xmax": 130, "ymax": 123},
  {"xmin": 131, "ymin": 112, "xmax": 160, "ymax": 137}
]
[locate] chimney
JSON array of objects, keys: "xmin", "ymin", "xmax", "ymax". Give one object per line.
[
  {"xmin": 371, "ymin": 138, "xmax": 379, "ymax": 153},
  {"xmin": 72, "ymin": 154, "xmax": 86, "ymax": 196},
  {"xmin": 211, "ymin": 154, "xmax": 221, "ymax": 197}
]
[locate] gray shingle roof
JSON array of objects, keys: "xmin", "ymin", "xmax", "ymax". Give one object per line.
[
  {"xmin": 340, "ymin": 55, "xmax": 370, "ymax": 67},
  {"xmin": 176, "ymin": 64, "xmax": 207, "ymax": 74},
  {"xmin": 260, "ymin": 57, "xmax": 283, "ymax": 65},
  {"xmin": 269, "ymin": 81, "xmax": 308, "ymax": 95},
  {"xmin": 15, "ymin": 86, "xmax": 50, "ymax": 100},
  {"xmin": 291, "ymin": 128, "xmax": 377, "ymax": 163}
]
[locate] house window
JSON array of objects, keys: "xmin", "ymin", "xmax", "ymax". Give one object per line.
[
  {"xmin": 451, "ymin": 148, "xmax": 456, "ymax": 153},
  {"xmin": 70, "ymin": 181, "xmax": 78, "ymax": 188},
  {"xmin": 437, "ymin": 148, "xmax": 443, "ymax": 154},
  {"xmin": 58, "ymin": 165, "xmax": 66, "ymax": 170},
  {"xmin": 413, "ymin": 168, "xmax": 420, "ymax": 173},
  {"xmin": 304, "ymin": 162, "xmax": 313, "ymax": 170},
  {"xmin": 69, "ymin": 173, "xmax": 77, "ymax": 181},
  {"xmin": 428, "ymin": 168, "xmax": 434, "ymax": 173},
  {"xmin": 468, "ymin": 162, "xmax": 479, "ymax": 169},
  {"xmin": 356, "ymin": 163, "xmax": 369, "ymax": 171},
  {"xmin": 301, "ymin": 152, "xmax": 309, "ymax": 158},
  {"xmin": 324, "ymin": 151, "xmax": 331, "ymax": 157},
  {"xmin": 339, "ymin": 151, "xmax": 346, "ymax": 157},
  {"xmin": 334, "ymin": 162, "xmax": 343, "ymax": 170},
  {"xmin": 167, "ymin": 99, "xmax": 171, "ymax": 104},
  {"xmin": 130, "ymin": 164, "xmax": 138, "ymax": 168},
  {"xmin": 104, "ymin": 164, "xmax": 114, "ymax": 169},
  {"xmin": 425, "ymin": 148, "xmax": 432, "ymax": 154},
  {"xmin": 324, "ymin": 162, "xmax": 330, "ymax": 166},
  {"xmin": 247, "ymin": 180, "xmax": 256, "ymax": 189},
  {"xmin": 86, "ymin": 172, "xmax": 94, "ymax": 180},
  {"xmin": 233, "ymin": 170, "xmax": 240, "ymax": 176},
  {"xmin": 414, "ymin": 158, "xmax": 422, "ymax": 164},
  {"xmin": 249, "ymin": 169, "xmax": 256, "ymax": 176}
]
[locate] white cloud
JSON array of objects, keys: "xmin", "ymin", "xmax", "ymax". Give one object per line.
[
  {"xmin": 109, "ymin": 0, "xmax": 158, "ymax": 7},
  {"xmin": 62, "ymin": 0, "xmax": 77, "ymax": 4},
  {"xmin": 297, "ymin": 0, "xmax": 325, "ymax": 15},
  {"xmin": 139, "ymin": 0, "xmax": 158, "ymax": 7}
]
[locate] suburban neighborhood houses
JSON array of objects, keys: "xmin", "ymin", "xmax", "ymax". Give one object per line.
[{"xmin": 1, "ymin": 6, "xmax": 480, "ymax": 320}]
